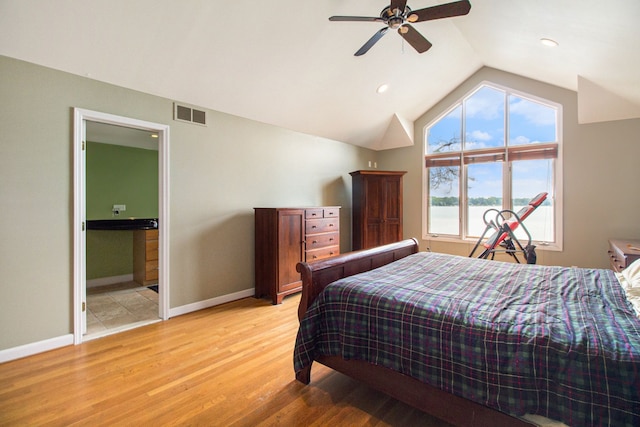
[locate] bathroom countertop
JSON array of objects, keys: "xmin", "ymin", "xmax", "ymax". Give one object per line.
[{"xmin": 87, "ymin": 218, "xmax": 158, "ymax": 230}]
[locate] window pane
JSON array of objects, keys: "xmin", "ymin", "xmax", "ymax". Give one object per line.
[
  {"xmin": 511, "ymin": 159, "xmax": 554, "ymax": 242},
  {"xmin": 464, "ymin": 86, "xmax": 505, "ymax": 150},
  {"xmin": 466, "ymin": 162, "xmax": 503, "ymax": 237},
  {"xmin": 429, "ymin": 166, "xmax": 459, "ymax": 235},
  {"xmin": 427, "ymin": 105, "xmax": 461, "ymax": 154},
  {"xmin": 509, "ymin": 95, "xmax": 557, "ymax": 145}
]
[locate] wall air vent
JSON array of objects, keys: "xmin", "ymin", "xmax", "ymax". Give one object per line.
[{"xmin": 173, "ymin": 103, "xmax": 207, "ymax": 126}]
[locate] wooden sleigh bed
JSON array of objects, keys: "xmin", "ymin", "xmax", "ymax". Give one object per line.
[{"xmin": 293, "ymin": 239, "xmax": 640, "ymax": 427}]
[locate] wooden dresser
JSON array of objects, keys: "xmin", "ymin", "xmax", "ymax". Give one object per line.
[
  {"xmin": 254, "ymin": 207, "xmax": 340, "ymax": 304},
  {"xmin": 608, "ymin": 239, "xmax": 640, "ymax": 272},
  {"xmin": 133, "ymin": 229, "xmax": 159, "ymax": 285},
  {"xmin": 350, "ymin": 170, "xmax": 406, "ymax": 250}
]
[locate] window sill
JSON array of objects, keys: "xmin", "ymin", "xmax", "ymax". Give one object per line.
[{"xmin": 423, "ymin": 234, "xmax": 562, "ymax": 252}]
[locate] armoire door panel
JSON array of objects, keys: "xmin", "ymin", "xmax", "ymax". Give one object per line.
[
  {"xmin": 365, "ymin": 224, "xmax": 382, "ymax": 248},
  {"xmin": 278, "ymin": 211, "xmax": 304, "ymax": 288},
  {"xmin": 382, "ymin": 224, "xmax": 401, "ymax": 245},
  {"xmin": 365, "ymin": 179, "xmax": 383, "ymax": 221},
  {"xmin": 384, "ymin": 179, "xmax": 402, "ymax": 221}
]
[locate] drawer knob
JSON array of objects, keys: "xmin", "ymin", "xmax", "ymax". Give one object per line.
[
  {"xmin": 312, "ymin": 225, "xmax": 317, "ymax": 229},
  {"xmin": 312, "ymin": 240, "xmax": 318, "ymax": 244}
]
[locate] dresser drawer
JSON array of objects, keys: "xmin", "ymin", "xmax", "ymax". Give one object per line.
[
  {"xmin": 324, "ymin": 207, "xmax": 339, "ymax": 218},
  {"xmin": 305, "ymin": 208, "xmax": 324, "ymax": 219},
  {"xmin": 609, "ymin": 242, "xmax": 626, "ymax": 272},
  {"xmin": 306, "ymin": 232, "xmax": 339, "ymax": 250},
  {"xmin": 608, "ymin": 239, "xmax": 640, "ymax": 272},
  {"xmin": 306, "ymin": 246, "xmax": 340, "ymax": 262},
  {"xmin": 306, "ymin": 218, "xmax": 339, "ymax": 234}
]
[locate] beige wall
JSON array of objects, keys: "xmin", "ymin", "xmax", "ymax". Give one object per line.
[
  {"xmin": 0, "ymin": 55, "xmax": 374, "ymax": 350},
  {"xmin": 3, "ymin": 57, "xmax": 639, "ymax": 353},
  {"xmin": 379, "ymin": 67, "xmax": 640, "ymax": 268}
]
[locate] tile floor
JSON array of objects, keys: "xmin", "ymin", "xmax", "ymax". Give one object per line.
[{"xmin": 85, "ymin": 281, "xmax": 160, "ymax": 338}]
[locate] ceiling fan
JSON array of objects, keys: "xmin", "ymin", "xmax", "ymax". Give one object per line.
[{"xmin": 329, "ymin": 0, "xmax": 471, "ymax": 56}]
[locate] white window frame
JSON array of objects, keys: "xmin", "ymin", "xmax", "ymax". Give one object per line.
[{"xmin": 422, "ymin": 81, "xmax": 563, "ymax": 251}]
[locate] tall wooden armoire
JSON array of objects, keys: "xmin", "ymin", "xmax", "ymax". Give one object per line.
[{"xmin": 350, "ymin": 170, "xmax": 406, "ymax": 250}]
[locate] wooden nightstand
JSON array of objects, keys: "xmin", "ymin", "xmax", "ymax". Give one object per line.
[{"xmin": 608, "ymin": 239, "xmax": 640, "ymax": 272}]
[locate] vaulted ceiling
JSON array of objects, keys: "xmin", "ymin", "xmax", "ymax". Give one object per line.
[{"xmin": 1, "ymin": 0, "xmax": 639, "ymax": 150}]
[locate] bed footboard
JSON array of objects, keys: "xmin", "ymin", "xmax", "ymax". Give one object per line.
[{"xmin": 295, "ymin": 238, "xmax": 419, "ymax": 321}]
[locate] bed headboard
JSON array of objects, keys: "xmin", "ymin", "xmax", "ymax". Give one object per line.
[{"xmin": 295, "ymin": 238, "xmax": 419, "ymax": 320}]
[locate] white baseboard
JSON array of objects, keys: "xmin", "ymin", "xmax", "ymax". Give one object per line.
[
  {"xmin": 0, "ymin": 289, "xmax": 256, "ymax": 363},
  {"xmin": 169, "ymin": 288, "xmax": 255, "ymax": 318},
  {"xmin": 87, "ymin": 274, "xmax": 134, "ymax": 288},
  {"xmin": 0, "ymin": 334, "xmax": 74, "ymax": 364}
]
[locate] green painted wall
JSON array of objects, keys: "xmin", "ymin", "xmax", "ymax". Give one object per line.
[
  {"xmin": 86, "ymin": 142, "xmax": 158, "ymax": 220},
  {"xmin": 86, "ymin": 230, "xmax": 133, "ymax": 279},
  {"xmin": 85, "ymin": 142, "xmax": 158, "ymax": 280}
]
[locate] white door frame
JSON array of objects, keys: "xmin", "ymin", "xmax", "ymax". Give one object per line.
[{"xmin": 73, "ymin": 108, "xmax": 170, "ymax": 344}]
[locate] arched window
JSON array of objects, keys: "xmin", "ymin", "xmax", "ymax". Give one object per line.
[{"xmin": 424, "ymin": 82, "xmax": 562, "ymax": 249}]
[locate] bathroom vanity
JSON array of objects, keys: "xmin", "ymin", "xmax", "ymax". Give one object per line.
[{"xmin": 87, "ymin": 218, "xmax": 159, "ymax": 286}]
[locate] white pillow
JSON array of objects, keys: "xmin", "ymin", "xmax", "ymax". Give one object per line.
[{"xmin": 622, "ymin": 258, "xmax": 640, "ymax": 288}]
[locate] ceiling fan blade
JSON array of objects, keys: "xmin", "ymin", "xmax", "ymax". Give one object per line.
[
  {"xmin": 329, "ymin": 16, "xmax": 384, "ymax": 22},
  {"xmin": 408, "ymin": 0, "xmax": 471, "ymax": 23},
  {"xmin": 398, "ymin": 25, "xmax": 432, "ymax": 53},
  {"xmin": 355, "ymin": 27, "xmax": 389, "ymax": 56},
  {"xmin": 390, "ymin": 0, "xmax": 408, "ymax": 14}
]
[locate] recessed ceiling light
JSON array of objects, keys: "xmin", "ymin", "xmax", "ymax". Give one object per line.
[
  {"xmin": 540, "ymin": 38, "xmax": 558, "ymax": 47},
  {"xmin": 376, "ymin": 84, "xmax": 389, "ymax": 94},
  {"xmin": 150, "ymin": 133, "xmax": 159, "ymax": 138}
]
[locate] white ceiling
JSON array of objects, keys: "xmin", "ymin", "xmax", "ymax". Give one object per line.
[{"xmin": 1, "ymin": 0, "xmax": 639, "ymax": 150}]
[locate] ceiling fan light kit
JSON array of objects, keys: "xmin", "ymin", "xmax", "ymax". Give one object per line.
[{"xmin": 329, "ymin": 0, "xmax": 471, "ymax": 56}]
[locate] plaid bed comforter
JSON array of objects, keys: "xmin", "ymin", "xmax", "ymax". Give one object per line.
[{"xmin": 293, "ymin": 252, "xmax": 640, "ymax": 427}]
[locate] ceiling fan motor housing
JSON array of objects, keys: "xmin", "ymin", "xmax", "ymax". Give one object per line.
[{"xmin": 382, "ymin": 5, "xmax": 411, "ymax": 29}]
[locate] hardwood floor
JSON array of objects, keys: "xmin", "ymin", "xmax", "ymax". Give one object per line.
[{"xmin": 0, "ymin": 294, "xmax": 452, "ymax": 426}]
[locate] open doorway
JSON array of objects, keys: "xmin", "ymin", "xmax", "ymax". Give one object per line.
[{"xmin": 73, "ymin": 109, "xmax": 170, "ymax": 344}]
